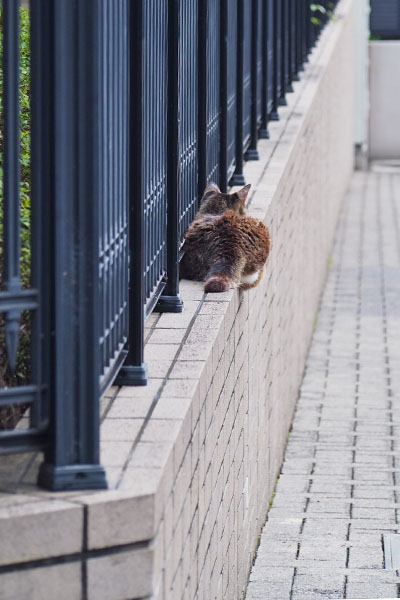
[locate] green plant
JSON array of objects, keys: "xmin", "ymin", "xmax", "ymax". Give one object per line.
[{"xmin": 310, "ymin": 2, "xmax": 336, "ymax": 26}]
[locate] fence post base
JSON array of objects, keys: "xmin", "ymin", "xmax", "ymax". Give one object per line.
[
  {"xmin": 230, "ymin": 173, "xmax": 246, "ymax": 186},
  {"xmin": 270, "ymin": 110, "xmax": 280, "ymax": 121},
  {"xmin": 115, "ymin": 364, "xmax": 148, "ymax": 386},
  {"xmin": 38, "ymin": 464, "xmax": 108, "ymax": 491},
  {"xmin": 278, "ymin": 96, "xmax": 287, "ymax": 106},
  {"xmin": 244, "ymin": 148, "xmax": 259, "ymax": 161},
  {"xmin": 259, "ymin": 128, "xmax": 270, "ymax": 139},
  {"xmin": 155, "ymin": 294, "xmax": 183, "ymax": 313}
]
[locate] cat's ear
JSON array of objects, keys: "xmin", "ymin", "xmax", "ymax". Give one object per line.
[
  {"xmin": 237, "ymin": 184, "xmax": 251, "ymax": 205},
  {"xmin": 203, "ymin": 182, "xmax": 221, "ymax": 195},
  {"xmin": 201, "ymin": 182, "xmax": 221, "ymax": 205}
]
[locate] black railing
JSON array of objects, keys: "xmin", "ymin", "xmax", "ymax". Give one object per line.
[
  {"xmin": 370, "ymin": 0, "xmax": 400, "ymax": 39},
  {"xmin": 0, "ymin": 0, "xmax": 336, "ymax": 490}
]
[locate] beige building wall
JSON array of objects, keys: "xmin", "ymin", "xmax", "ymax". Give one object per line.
[{"xmin": 0, "ymin": 1, "xmax": 355, "ymax": 599}]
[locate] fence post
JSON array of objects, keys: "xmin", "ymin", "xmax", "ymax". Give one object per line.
[
  {"xmin": 245, "ymin": 0, "xmax": 260, "ymax": 160},
  {"xmin": 220, "ymin": 0, "xmax": 229, "ymax": 192},
  {"xmin": 3, "ymin": 0, "xmax": 21, "ymax": 374},
  {"xmin": 260, "ymin": 0, "xmax": 270, "ymax": 139},
  {"xmin": 270, "ymin": 0, "xmax": 280, "ymax": 120},
  {"xmin": 279, "ymin": 0, "xmax": 288, "ymax": 105},
  {"xmin": 115, "ymin": 0, "xmax": 148, "ymax": 386},
  {"xmin": 289, "ymin": 0, "xmax": 297, "ymax": 86},
  {"xmin": 198, "ymin": 0, "xmax": 208, "ymax": 197},
  {"xmin": 231, "ymin": 0, "xmax": 246, "ymax": 186},
  {"xmin": 31, "ymin": 0, "xmax": 107, "ymax": 490},
  {"xmin": 155, "ymin": 0, "xmax": 183, "ymax": 314}
]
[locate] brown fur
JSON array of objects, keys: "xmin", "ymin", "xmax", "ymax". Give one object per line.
[
  {"xmin": 204, "ymin": 274, "xmax": 231, "ymax": 293},
  {"xmin": 180, "ymin": 183, "xmax": 271, "ymax": 293}
]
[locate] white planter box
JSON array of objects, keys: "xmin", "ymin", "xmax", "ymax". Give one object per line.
[{"xmin": 369, "ymin": 41, "xmax": 400, "ymax": 158}]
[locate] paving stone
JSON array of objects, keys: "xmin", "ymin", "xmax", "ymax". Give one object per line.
[
  {"xmin": 348, "ymin": 544, "xmax": 384, "ymax": 569},
  {"xmin": 346, "ymin": 581, "xmax": 399, "ymax": 599},
  {"xmin": 248, "ymin": 566, "xmax": 295, "ymax": 585},
  {"xmin": 351, "ymin": 506, "xmax": 396, "ymax": 520},
  {"xmin": 291, "ymin": 572, "xmax": 345, "ymax": 599},
  {"xmin": 246, "ymin": 577, "xmax": 293, "ymax": 600},
  {"xmin": 352, "ymin": 485, "xmax": 395, "ymax": 500}
]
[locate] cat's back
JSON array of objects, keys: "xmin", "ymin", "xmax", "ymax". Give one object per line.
[
  {"xmin": 213, "ymin": 211, "xmax": 270, "ymax": 255},
  {"xmin": 185, "ymin": 210, "xmax": 269, "ymax": 247}
]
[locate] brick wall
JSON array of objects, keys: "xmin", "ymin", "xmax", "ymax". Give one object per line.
[{"xmin": 0, "ymin": 1, "xmax": 355, "ymax": 598}]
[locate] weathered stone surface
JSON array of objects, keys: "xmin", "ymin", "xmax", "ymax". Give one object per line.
[{"xmin": 0, "ymin": 562, "xmax": 81, "ymax": 600}]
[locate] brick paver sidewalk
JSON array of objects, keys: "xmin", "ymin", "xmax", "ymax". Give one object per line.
[{"xmin": 246, "ymin": 170, "xmax": 400, "ymax": 599}]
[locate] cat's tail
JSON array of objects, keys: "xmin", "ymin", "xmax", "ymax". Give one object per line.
[{"xmin": 204, "ymin": 274, "xmax": 233, "ymax": 293}]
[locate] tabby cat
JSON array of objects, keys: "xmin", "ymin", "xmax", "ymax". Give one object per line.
[{"xmin": 180, "ymin": 183, "xmax": 271, "ymax": 293}]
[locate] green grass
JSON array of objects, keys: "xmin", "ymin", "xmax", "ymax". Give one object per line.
[{"xmin": 0, "ymin": 7, "xmax": 31, "ymax": 425}]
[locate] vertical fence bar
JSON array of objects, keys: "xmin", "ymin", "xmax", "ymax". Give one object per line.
[
  {"xmin": 142, "ymin": 0, "xmax": 168, "ymax": 315},
  {"xmin": 98, "ymin": 0, "xmax": 130, "ymax": 393},
  {"xmin": 231, "ymin": 0, "xmax": 246, "ymax": 186},
  {"xmin": 288, "ymin": 0, "xmax": 297, "ymax": 86},
  {"xmin": 219, "ymin": 0, "xmax": 229, "ymax": 192},
  {"xmin": 3, "ymin": 0, "xmax": 21, "ymax": 372},
  {"xmin": 177, "ymin": 0, "xmax": 199, "ymax": 242},
  {"xmin": 270, "ymin": 0, "xmax": 281, "ymax": 120},
  {"xmin": 259, "ymin": 0, "xmax": 268, "ymax": 138},
  {"xmin": 199, "ymin": 0, "xmax": 222, "ymax": 192},
  {"xmin": 198, "ymin": 1, "xmax": 207, "ymax": 198},
  {"xmin": 279, "ymin": 0, "xmax": 288, "ymax": 105},
  {"xmin": 205, "ymin": 0, "xmax": 222, "ymax": 187},
  {"xmin": 116, "ymin": 0, "xmax": 148, "ymax": 386},
  {"xmin": 245, "ymin": 0, "xmax": 259, "ymax": 160},
  {"xmin": 33, "ymin": 0, "xmax": 107, "ymax": 490},
  {"xmin": 219, "ymin": 0, "xmax": 239, "ymax": 191},
  {"xmin": 305, "ymin": 0, "xmax": 311, "ymax": 57},
  {"xmin": 242, "ymin": 0, "xmax": 252, "ymax": 155},
  {"xmin": 286, "ymin": 0, "xmax": 294, "ymax": 92},
  {"xmin": 295, "ymin": 0, "xmax": 302, "ymax": 73},
  {"xmin": 156, "ymin": 0, "xmax": 183, "ymax": 313},
  {"xmin": 30, "ymin": 0, "xmax": 50, "ymax": 431},
  {"xmin": 300, "ymin": 0, "xmax": 305, "ymax": 63},
  {"xmin": 226, "ymin": 0, "xmax": 239, "ymax": 185},
  {"xmin": 260, "ymin": 0, "xmax": 269, "ymax": 139},
  {"xmin": 260, "ymin": 0, "xmax": 274, "ymax": 137}
]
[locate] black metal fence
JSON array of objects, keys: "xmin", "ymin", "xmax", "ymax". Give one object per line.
[
  {"xmin": 370, "ymin": 0, "xmax": 400, "ymax": 39},
  {"xmin": 0, "ymin": 0, "xmax": 336, "ymax": 490}
]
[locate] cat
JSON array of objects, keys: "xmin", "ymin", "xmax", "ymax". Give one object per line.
[{"xmin": 180, "ymin": 183, "xmax": 271, "ymax": 293}]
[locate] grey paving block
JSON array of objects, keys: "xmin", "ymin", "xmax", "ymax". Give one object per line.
[
  {"xmin": 351, "ymin": 506, "xmax": 396, "ymax": 520},
  {"xmin": 248, "ymin": 566, "xmax": 295, "ymax": 585},
  {"xmin": 291, "ymin": 572, "xmax": 345, "ymax": 599},
  {"xmin": 346, "ymin": 581, "xmax": 398, "ymax": 599},
  {"xmin": 301, "ymin": 518, "xmax": 350, "ymax": 538},
  {"xmin": 246, "ymin": 578, "xmax": 293, "ymax": 600},
  {"xmin": 348, "ymin": 544, "xmax": 384, "ymax": 569}
]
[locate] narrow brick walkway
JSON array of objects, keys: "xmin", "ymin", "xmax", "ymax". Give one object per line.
[{"xmin": 246, "ymin": 170, "xmax": 400, "ymax": 600}]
